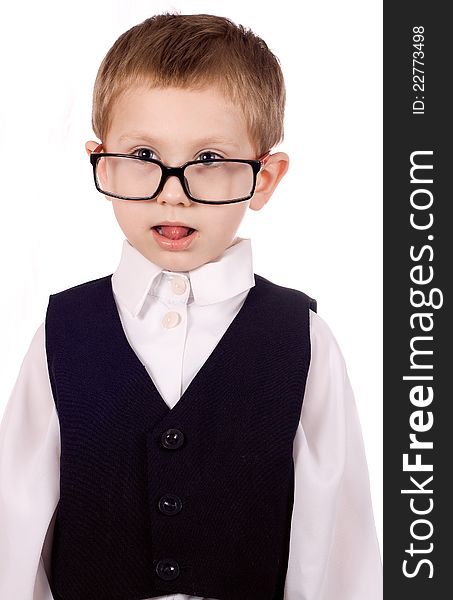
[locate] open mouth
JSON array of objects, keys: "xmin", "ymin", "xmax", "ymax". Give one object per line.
[{"xmin": 152, "ymin": 225, "xmax": 196, "ymax": 240}]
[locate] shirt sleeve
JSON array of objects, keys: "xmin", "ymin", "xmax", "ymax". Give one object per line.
[
  {"xmin": 284, "ymin": 310, "xmax": 382, "ymax": 600},
  {"xmin": 0, "ymin": 322, "xmax": 60, "ymax": 600}
]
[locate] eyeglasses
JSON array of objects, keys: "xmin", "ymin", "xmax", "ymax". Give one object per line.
[{"xmin": 89, "ymin": 144, "xmax": 270, "ymax": 205}]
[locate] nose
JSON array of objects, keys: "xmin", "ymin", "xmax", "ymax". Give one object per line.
[{"xmin": 156, "ymin": 174, "xmax": 192, "ymax": 206}]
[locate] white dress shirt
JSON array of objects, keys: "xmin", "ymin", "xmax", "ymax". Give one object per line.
[{"xmin": 0, "ymin": 237, "xmax": 382, "ymax": 600}]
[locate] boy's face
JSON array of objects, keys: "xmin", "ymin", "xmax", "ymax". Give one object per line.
[{"xmin": 86, "ymin": 85, "xmax": 288, "ymax": 272}]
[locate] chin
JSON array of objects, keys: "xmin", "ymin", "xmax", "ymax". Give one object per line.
[{"xmin": 157, "ymin": 254, "xmax": 200, "ymax": 272}]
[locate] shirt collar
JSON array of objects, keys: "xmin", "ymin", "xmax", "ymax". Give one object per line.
[{"xmin": 112, "ymin": 237, "xmax": 255, "ymax": 317}]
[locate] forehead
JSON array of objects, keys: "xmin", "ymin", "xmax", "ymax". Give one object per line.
[{"xmin": 106, "ymin": 85, "xmax": 253, "ymax": 154}]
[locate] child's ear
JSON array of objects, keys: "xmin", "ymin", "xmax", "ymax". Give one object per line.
[
  {"xmin": 249, "ymin": 152, "xmax": 289, "ymax": 211},
  {"xmin": 85, "ymin": 140, "xmax": 100, "ymax": 156}
]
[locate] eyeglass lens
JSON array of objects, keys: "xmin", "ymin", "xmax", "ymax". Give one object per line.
[{"xmin": 95, "ymin": 156, "xmax": 255, "ymax": 202}]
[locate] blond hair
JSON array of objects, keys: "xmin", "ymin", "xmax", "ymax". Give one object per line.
[{"xmin": 91, "ymin": 13, "xmax": 285, "ymax": 156}]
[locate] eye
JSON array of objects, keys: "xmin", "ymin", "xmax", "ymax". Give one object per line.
[
  {"xmin": 197, "ymin": 151, "xmax": 223, "ymax": 163},
  {"xmin": 134, "ymin": 148, "xmax": 155, "ymax": 160}
]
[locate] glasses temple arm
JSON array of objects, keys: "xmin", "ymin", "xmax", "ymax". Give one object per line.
[{"xmin": 258, "ymin": 151, "xmax": 271, "ymax": 167}]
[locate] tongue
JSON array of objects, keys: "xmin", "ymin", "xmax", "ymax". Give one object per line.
[{"xmin": 160, "ymin": 226, "xmax": 191, "ymax": 240}]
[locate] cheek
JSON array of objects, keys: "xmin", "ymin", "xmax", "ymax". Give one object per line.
[
  {"xmin": 208, "ymin": 205, "xmax": 248, "ymax": 235},
  {"xmin": 111, "ymin": 201, "xmax": 149, "ymax": 230}
]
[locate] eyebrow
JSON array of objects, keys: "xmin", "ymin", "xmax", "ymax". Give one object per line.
[{"xmin": 118, "ymin": 132, "xmax": 240, "ymax": 150}]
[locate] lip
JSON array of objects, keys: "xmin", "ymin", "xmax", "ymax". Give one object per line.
[
  {"xmin": 154, "ymin": 221, "xmax": 196, "ymax": 228},
  {"xmin": 151, "ymin": 226, "xmax": 198, "ymax": 251}
]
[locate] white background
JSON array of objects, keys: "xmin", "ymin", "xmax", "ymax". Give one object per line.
[{"xmin": 0, "ymin": 0, "xmax": 382, "ymax": 554}]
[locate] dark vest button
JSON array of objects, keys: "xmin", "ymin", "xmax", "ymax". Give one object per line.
[
  {"xmin": 161, "ymin": 428, "xmax": 185, "ymax": 449},
  {"xmin": 158, "ymin": 494, "xmax": 183, "ymax": 515},
  {"xmin": 155, "ymin": 558, "xmax": 180, "ymax": 581}
]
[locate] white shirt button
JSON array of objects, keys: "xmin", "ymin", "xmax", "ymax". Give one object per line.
[
  {"xmin": 169, "ymin": 277, "xmax": 187, "ymax": 295},
  {"xmin": 162, "ymin": 311, "xmax": 181, "ymax": 329}
]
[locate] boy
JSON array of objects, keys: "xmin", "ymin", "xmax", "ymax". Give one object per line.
[{"xmin": 0, "ymin": 12, "xmax": 382, "ymax": 600}]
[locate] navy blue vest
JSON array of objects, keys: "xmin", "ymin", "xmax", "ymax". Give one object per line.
[{"xmin": 45, "ymin": 272, "xmax": 316, "ymax": 600}]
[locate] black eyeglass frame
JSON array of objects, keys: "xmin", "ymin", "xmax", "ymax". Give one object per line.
[{"xmin": 89, "ymin": 145, "xmax": 271, "ymax": 205}]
